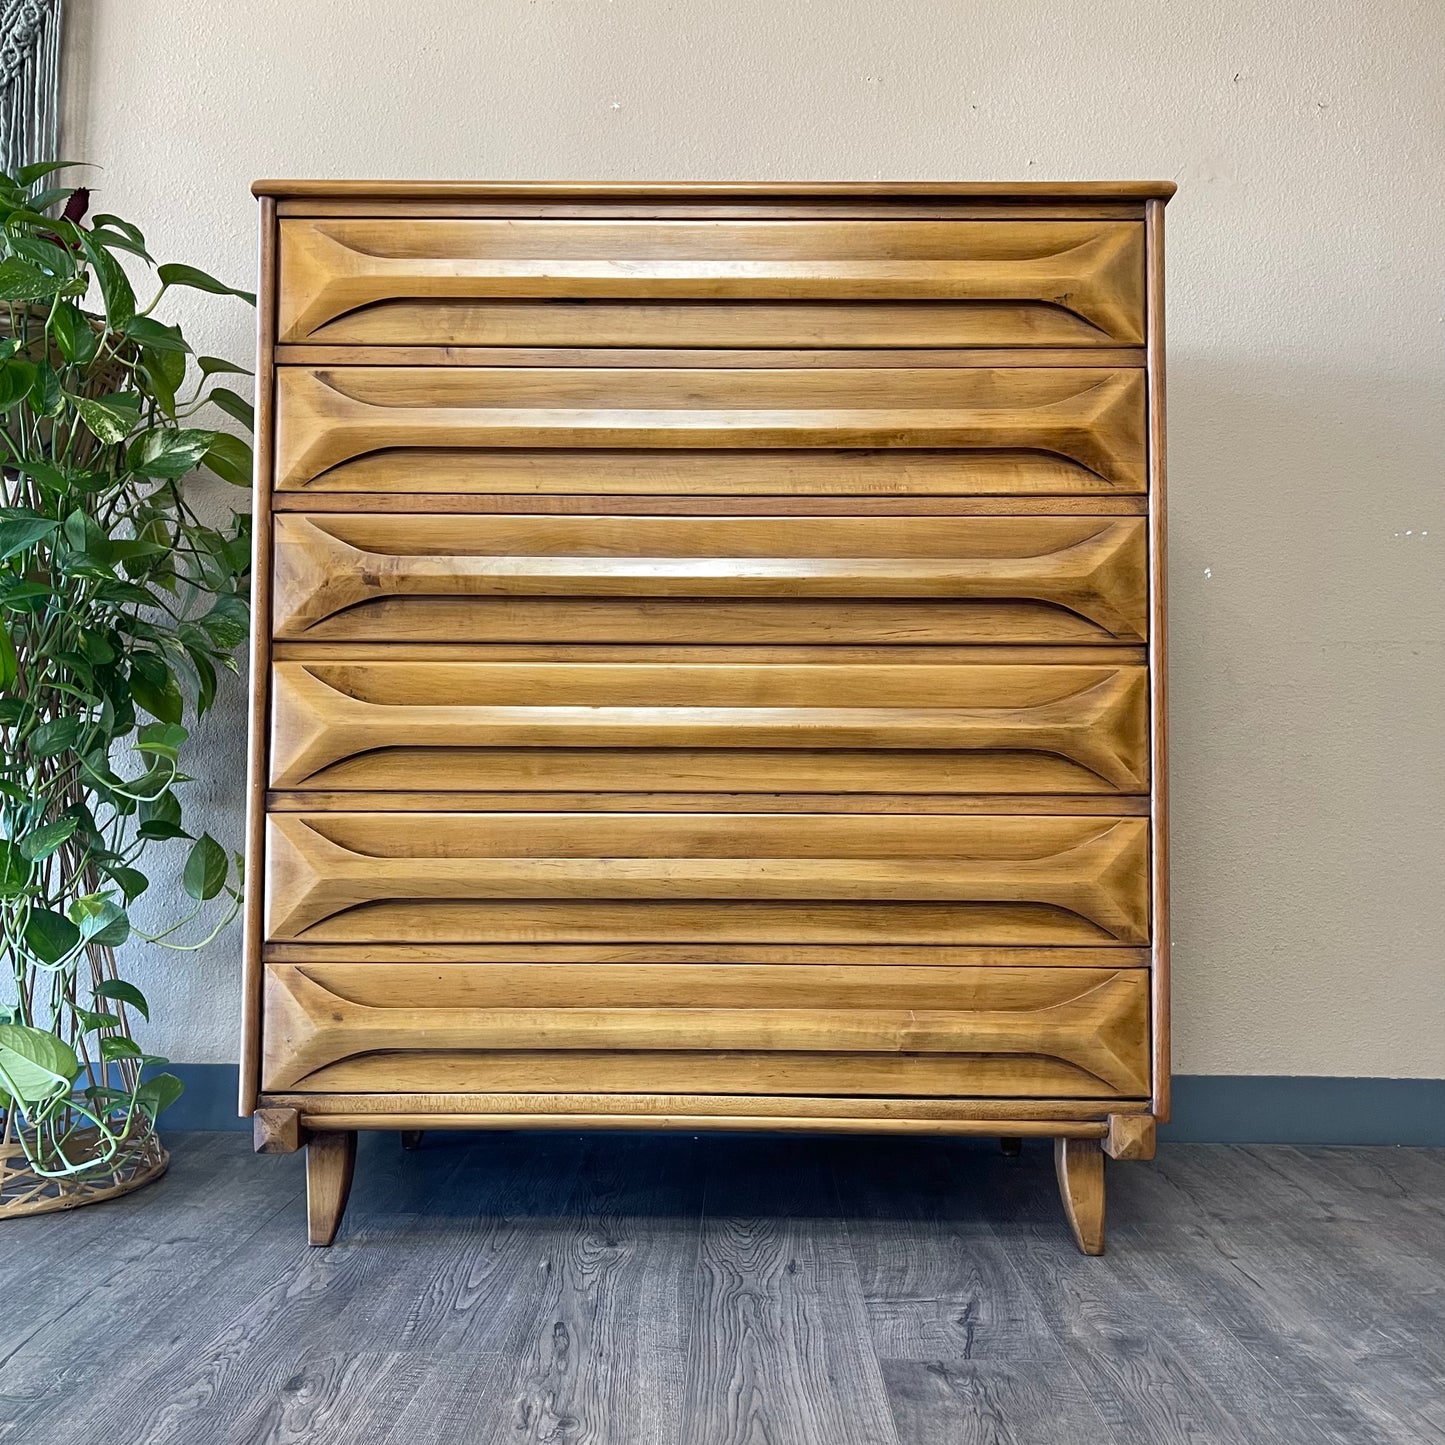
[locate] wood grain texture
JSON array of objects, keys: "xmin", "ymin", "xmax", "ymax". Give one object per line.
[
  {"xmin": 264, "ymin": 1092, "xmax": 1144, "ymax": 1123},
  {"xmin": 1104, "ymin": 1112, "xmax": 1158, "ymax": 1160},
  {"xmin": 239, "ymin": 195, "xmax": 278, "ymax": 1117},
  {"xmin": 278, "ymin": 217, "xmax": 1144, "ymax": 346},
  {"xmin": 242, "ymin": 183, "xmax": 1170, "ymax": 1246},
  {"xmin": 268, "ymin": 659, "xmax": 1149, "ymax": 795},
  {"xmin": 262, "ymin": 811, "xmax": 1151, "ymax": 945},
  {"xmin": 252, "ymin": 1106, "xmax": 302, "ymax": 1154},
  {"xmin": 1054, "ymin": 1136, "xmax": 1106, "ymax": 1255},
  {"xmin": 270, "ymin": 491, "xmax": 1148, "ymax": 516},
  {"xmin": 276, "ymin": 343, "xmax": 1147, "ymax": 368},
  {"xmin": 273, "ymin": 365, "xmax": 1147, "ymax": 493},
  {"xmin": 255, "ymin": 178, "xmax": 1178, "ymax": 200},
  {"xmin": 16, "ymin": 1135, "xmax": 1445, "ymax": 1445},
  {"xmin": 1146, "ymin": 196, "xmax": 1171, "ymax": 1121},
  {"xmin": 680, "ymin": 1138, "xmax": 900, "ymax": 1445},
  {"xmin": 305, "ymin": 1129, "xmax": 357, "ymax": 1245},
  {"xmin": 259, "ymin": 961, "xmax": 1150, "ymax": 1097},
  {"xmin": 271, "ymin": 512, "xmax": 1148, "ymax": 644}
]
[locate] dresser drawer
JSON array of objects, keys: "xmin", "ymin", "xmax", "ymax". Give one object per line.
[
  {"xmin": 272, "ymin": 513, "xmax": 1147, "ymax": 645},
  {"xmin": 269, "ymin": 659, "xmax": 1148, "ymax": 795},
  {"xmin": 273, "ymin": 366, "xmax": 1146, "ymax": 494},
  {"xmin": 277, "ymin": 217, "xmax": 1145, "ymax": 347},
  {"xmin": 261, "ymin": 961, "xmax": 1151, "ymax": 1098},
  {"xmin": 263, "ymin": 812, "xmax": 1149, "ymax": 945}
]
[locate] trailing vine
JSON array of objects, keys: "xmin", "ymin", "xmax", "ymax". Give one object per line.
[{"xmin": 0, "ymin": 161, "xmax": 253, "ymax": 1179}]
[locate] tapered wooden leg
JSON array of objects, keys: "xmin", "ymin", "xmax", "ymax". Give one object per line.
[
  {"xmin": 400, "ymin": 1130, "xmax": 424, "ymax": 1151},
  {"xmin": 999, "ymin": 1136, "xmax": 1023, "ymax": 1157},
  {"xmin": 1054, "ymin": 1136, "xmax": 1106, "ymax": 1255},
  {"xmin": 306, "ymin": 1130, "xmax": 356, "ymax": 1247}
]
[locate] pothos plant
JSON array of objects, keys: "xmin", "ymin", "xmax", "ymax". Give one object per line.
[{"xmin": 0, "ymin": 161, "xmax": 255, "ymax": 1184}]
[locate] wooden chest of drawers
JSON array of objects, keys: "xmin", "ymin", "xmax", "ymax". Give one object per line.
[{"xmin": 242, "ymin": 180, "xmax": 1173, "ymax": 1253}]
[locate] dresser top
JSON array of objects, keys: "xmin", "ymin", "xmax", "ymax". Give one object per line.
[{"xmin": 251, "ymin": 178, "xmax": 1176, "ymax": 202}]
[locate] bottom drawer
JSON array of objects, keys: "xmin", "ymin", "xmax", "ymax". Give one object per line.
[{"xmin": 261, "ymin": 962, "xmax": 1150, "ymax": 1099}]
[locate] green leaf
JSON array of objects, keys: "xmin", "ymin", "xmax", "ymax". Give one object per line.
[
  {"xmin": 137, "ymin": 818, "xmax": 188, "ymax": 842},
  {"xmin": 198, "ymin": 355, "xmax": 252, "ymax": 378},
  {"xmin": 95, "ymin": 978, "xmax": 150, "ymax": 1021},
  {"xmin": 78, "ymin": 230, "xmax": 136, "ymax": 326},
  {"xmin": 202, "ymin": 431, "xmax": 253, "ymax": 487},
  {"xmin": 23, "ymin": 908, "xmax": 81, "ymax": 965},
  {"xmin": 134, "ymin": 721, "xmax": 188, "ymax": 759},
  {"xmin": 0, "ymin": 617, "xmax": 15, "ymax": 691},
  {"xmin": 131, "ymin": 660, "xmax": 183, "ymax": 725},
  {"xmin": 128, "ymin": 427, "xmax": 214, "ymax": 480},
  {"xmin": 199, "ymin": 594, "xmax": 250, "ymax": 650},
  {"xmin": 74, "ymin": 898, "xmax": 130, "ymax": 948},
  {"xmin": 75, "ymin": 1007, "xmax": 122, "ymax": 1033},
  {"xmin": 0, "ymin": 839, "xmax": 29, "ymax": 898},
  {"xmin": 183, "ymin": 832, "xmax": 228, "ymax": 901},
  {"xmin": 0, "ymin": 255, "xmax": 63, "ymax": 300},
  {"xmin": 73, "ymin": 390, "xmax": 142, "ymax": 445},
  {"xmin": 106, "ymin": 865, "xmax": 150, "ymax": 902},
  {"xmin": 0, "ymin": 359, "xmax": 37, "ymax": 411},
  {"xmin": 18, "ymin": 816, "xmax": 79, "ymax": 862},
  {"xmin": 17, "ymin": 159, "xmax": 82, "ymax": 186},
  {"xmin": 100, "ymin": 1035, "xmax": 144, "ymax": 1063},
  {"xmin": 28, "ymin": 362, "xmax": 64, "ymax": 417},
  {"xmin": 134, "ymin": 1071, "xmax": 184, "ymax": 1120},
  {"xmin": 0, "ymin": 513, "xmax": 57, "ymax": 561},
  {"xmin": 30, "ymin": 715, "xmax": 82, "ymax": 756},
  {"xmin": 91, "ymin": 213, "xmax": 146, "ymax": 246},
  {"xmin": 0, "ymin": 1024, "xmax": 80, "ymax": 1107},
  {"xmin": 208, "ymin": 387, "xmax": 254, "ymax": 431},
  {"xmin": 123, "ymin": 315, "xmax": 188, "ymax": 353},
  {"xmin": 157, "ymin": 262, "xmax": 256, "ymax": 305},
  {"xmin": 52, "ymin": 302, "xmax": 99, "ymax": 366},
  {"xmin": 90, "ymin": 227, "xmax": 154, "ymax": 264}
]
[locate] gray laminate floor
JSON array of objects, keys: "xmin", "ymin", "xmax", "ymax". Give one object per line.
[{"xmin": 2, "ymin": 1131, "xmax": 1443, "ymax": 1444}]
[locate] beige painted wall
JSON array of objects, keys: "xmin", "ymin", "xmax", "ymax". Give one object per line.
[{"xmin": 59, "ymin": 0, "xmax": 1444, "ymax": 1077}]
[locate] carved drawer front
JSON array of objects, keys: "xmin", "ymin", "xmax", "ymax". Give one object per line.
[
  {"xmin": 263, "ymin": 812, "xmax": 1150, "ymax": 945},
  {"xmin": 272, "ymin": 513, "xmax": 1147, "ymax": 645},
  {"xmin": 273, "ymin": 366, "xmax": 1146, "ymax": 495},
  {"xmin": 261, "ymin": 961, "xmax": 1151, "ymax": 1099},
  {"xmin": 269, "ymin": 660, "xmax": 1149, "ymax": 795},
  {"xmin": 277, "ymin": 217, "xmax": 1145, "ymax": 347}
]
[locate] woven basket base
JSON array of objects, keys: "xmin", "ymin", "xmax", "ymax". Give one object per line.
[{"xmin": 0, "ymin": 1127, "xmax": 169, "ymax": 1219}]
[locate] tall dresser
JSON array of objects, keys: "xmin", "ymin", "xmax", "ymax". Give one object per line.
[{"xmin": 243, "ymin": 180, "xmax": 1173, "ymax": 1254}]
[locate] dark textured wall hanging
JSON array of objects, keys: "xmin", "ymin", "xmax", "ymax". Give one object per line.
[{"xmin": 0, "ymin": 0, "xmax": 64, "ymax": 173}]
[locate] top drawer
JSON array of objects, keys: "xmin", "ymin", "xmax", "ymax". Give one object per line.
[{"xmin": 276, "ymin": 218, "xmax": 1146, "ymax": 348}]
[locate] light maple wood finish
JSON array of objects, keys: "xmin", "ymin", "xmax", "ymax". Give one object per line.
[
  {"xmin": 1104, "ymin": 1112, "xmax": 1157, "ymax": 1160},
  {"xmin": 253, "ymin": 179, "xmax": 1178, "ymax": 199},
  {"xmin": 1147, "ymin": 197, "xmax": 1171, "ymax": 1122},
  {"xmin": 263, "ymin": 811, "xmax": 1149, "ymax": 945},
  {"xmin": 263, "ymin": 942, "xmax": 1150, "ymax": 967},
  {"xmin": 268, "ymin": 659, "xmax": 1148, "ymax": 794},
  {"xmin": 277, "ymin": 217, "xmax": 1145, "ymax": 346},
  {"xmin": 271, "ymin": 512, "xmax": 1147, "ymax": 644},
  {"xmin": 239, "ymin": 197, "xmax": 278, "ymax": 1117},
  {"xmin": 261, "ymin": 961, "xmax": 1149, "ymax": 1097},
  {"xmin": 267, "ymin": 1091, "xmax": 1147, "ymax": 1123},
  {"xmin": 271, "ymin": 493, "xmax": 1147, "ymax": 517},
  {"xmin": 305, "ymin": 1129, "xmax": 356, "ymax": 1246},
  {"xmin": 1054, "ymin": 1136, "xmax": 1106, "ymax": 1254},
  {"xmin": 244, "ymin": 180, "xmax": 1172, "ymax": 1254},
  {"xmin": 251, "ymin": 1105, "xmax": 301, "ymax": 1155},
  {"xmin": 273, "ymin": 365, "xmax": 1147, "ymax": 494},
  {"xmin": 276, "ymin": 344, "xmax": 1146, "ymax": 368}
]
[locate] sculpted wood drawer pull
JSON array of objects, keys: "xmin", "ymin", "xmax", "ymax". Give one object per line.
[{"xmin": 243, "ymin": 179, "xmax": 1172, "ymax": 1255}]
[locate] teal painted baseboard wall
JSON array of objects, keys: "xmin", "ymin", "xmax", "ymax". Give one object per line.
[{"xmin": 158, "ymin": 1066, "xmax": 1445, "ymax": 1146}]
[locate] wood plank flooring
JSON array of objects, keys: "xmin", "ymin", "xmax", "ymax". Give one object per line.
[{"xmin": 2, "ymin": 1133, "xmax": 1442, "ymax": 1444}]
